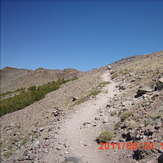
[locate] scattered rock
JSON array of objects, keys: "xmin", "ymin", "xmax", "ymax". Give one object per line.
[
  {"xmin": 144, "ymin": 127, "xmax": 154, "ymax": 136},
  {"xmin": 52, "ymin": 111, "xmax": 60, "ymax": 116},
  {"xmin": 118, "ymin": 85, "xmax": 126, "ymax": 90},
  {"xmin": 28, "ymin": 153, "xmax": 36, "ymax": 160},
  {"xmin": 39, "ymin": 127, "xmax": 44, "ymax": 132},
  {"xmin": 102, "ymin": 116, "xmax": 109, "ymax": 123},
  {"xmin": 52, "ymin": 107, "xmax": 62, "ymax": 116},
  {"xmin": 80, "ymin": 122, "xmax": 91, "ymax": 129},
  {"xmin": 122, "ymin": 131, "xmax": 134, "ymax": 141},
  {"xmin": 120, "ymin": 123, "xmax": 127, "ymax": 129},
  {"xmin": 64, "ymin": 157, "xmax": 80, "ymax": 163},
  {"xmin": 133, "ymin": 149, "xmax": 146, "ymax": 160},
  {"xmin": 32, "ymin": 140, "xmax": 40, "ymax": 150},
  {"xmin": 155, "ymin": 122, "xmax": 162, "ymax": 130},
  {"xmin": 72, "ymin": 96, "xmax": 78, "ymax": 101},
  {"xmin": 158, "ymin": 153, "xmax": 163, "ymax": 163}
]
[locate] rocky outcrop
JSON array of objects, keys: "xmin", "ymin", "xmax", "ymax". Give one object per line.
[
  {"xmin": 135, "ymin": 83, "xmax": 156, "ymax": 97},
  {"xmin": 158, "ymin": 153, "xmax": 163, "ymax": 163},
  {"xmin": 135, "ymin": 76, "xmax": 163, "ymax": 97},
  {"xmin": 156, "ymin": 76, "xmax": 163, "ymax": 91}
]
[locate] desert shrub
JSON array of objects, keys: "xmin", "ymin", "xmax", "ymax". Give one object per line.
[
  {"xmin": 89, "ymin": 81, "xmax": 110, "ymax": 96},
  {"xmin": 96, "ymin": 130, "xmax": 114, "ymax": 143},
  {"xmin": 121, "ymin": 68, "xmax": 133, "ymax": 75},
  {"xmin": 111, "ymin": 73, "xmax": 118, "ymax": 79},
  {"xmin": 97, "ymin": 81, "xmax": 110, "ymax": 88},
  {"xmin": 114, "ymin": 121, "xmax": 121, "ymax": 130},
  {"xmin": 88, "ymin": 89, "xmax": 101, "ymax": 96},
  {"xmin": 120, "ymin": 111, "xmax": 133, "ymax": 122},
  {"xmin": 0, "ymin": 78, "xmax": 77, "ymax": 116},
  {"xmin": 13, "ymin": 87, "xmax": 26, "ymax": 93},
  {"xmin": 28, "ymin": 86, "xmax": 37, "ymax": 91},
  {"xmin": 73, "ymin": 88, "xmax": 101, "ymax": 106},
  {"xmin": 110, "ymin": 110, "xmax": 117, "ymax": 116}
]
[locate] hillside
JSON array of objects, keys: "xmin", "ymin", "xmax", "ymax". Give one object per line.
[
  {"xmin": 0, "ymin": 51, "xmax": 163, "ymax": 163},
  {"xmin": 0, "ymin": 67, "xmax": 83, "ymax": 94}
]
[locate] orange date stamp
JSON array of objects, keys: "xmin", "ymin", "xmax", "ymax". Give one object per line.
[{"xmin": 99, "ymin": 142, "xmax": 163, "ymax": 150}]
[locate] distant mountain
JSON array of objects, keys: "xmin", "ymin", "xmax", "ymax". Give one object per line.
[{"xmin": 0, "ymin": 67, "xmax": 83, "ymax": 93}]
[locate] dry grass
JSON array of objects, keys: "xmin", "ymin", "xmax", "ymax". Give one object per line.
[
  {"xmin": 128, "ymin": 120, "xmax": 137, "ymax": 128},
  {"xmin": 120, "ymin": 111, "xmax": 133, "ymax": 122},
  {"xmin": 96, "ymin": 130, "xmax": 114, "ymax": 143},
  {"xmin": 72, "ymin": 81, "xmax": 109, "ymax": 106},
  {"xmin": 114, "ymin": 121, "xmax": 121, "ymax": 130}
]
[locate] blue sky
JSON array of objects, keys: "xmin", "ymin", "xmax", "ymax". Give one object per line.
[{"xmin": 1, "ymin": 0, "xmax": 163, "ymax": 71}]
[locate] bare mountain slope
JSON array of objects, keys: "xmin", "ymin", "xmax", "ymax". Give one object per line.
[
  {"xmin": 0, "ymin": 51, "xmax": 163, "ymax": 163},
  {"xmin": 0, "ymin": 67, "xmax": 83, "ymax": 93}
]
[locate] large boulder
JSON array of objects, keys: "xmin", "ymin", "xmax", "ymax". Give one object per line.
[
  {"xmin": 135, "ymin": 83, "xmax": 156, "ymax": 97},
  {"xmin": 158, "ymin": 153, "xmax": 163, "ymax": 163},
  {"xmin": 135, "ymin": 76, "xmax": 163, "ymax": 97},
  {"xmin": 156, "ymin": 76, "xmax": 163, "ymax": 91},
  {"xmin": 133, "ymin": 148, "xmax": 152, "ymax": 160}
]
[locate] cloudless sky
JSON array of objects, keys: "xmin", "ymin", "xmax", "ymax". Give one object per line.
[{"xmin": 1, "ymin": 0, "xmax": 163, "ymax": 71}]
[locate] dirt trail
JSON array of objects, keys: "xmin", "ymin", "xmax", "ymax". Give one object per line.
[{"xmin": 45, "ymin": 71, "xmax": 119, "ymax": 163}]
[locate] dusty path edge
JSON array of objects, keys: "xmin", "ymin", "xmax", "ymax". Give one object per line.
[{"xmin": 44, "ymin": 71, "xmax": 120, "ymax": 163}]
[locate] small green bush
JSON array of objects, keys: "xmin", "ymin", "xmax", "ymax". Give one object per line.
[
  {"xmin": 28, "ymin": 86, "xmax": 37, "ymax": 91},
  {"xmin": 111, "ymin": 111, "xmax": 117, "ymax": 116},
  {"xmin": 96, "ymin": 130, "xmax": 114, "ymax": 143},
  {"xmin": 120, "ymin": 111, "xmax": 133, "ymax": 122}
]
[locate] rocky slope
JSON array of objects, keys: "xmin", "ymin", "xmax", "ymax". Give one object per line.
[{"xmin": 0, "ymin": 51, "xmax": 163, "ymax": 163}]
